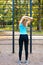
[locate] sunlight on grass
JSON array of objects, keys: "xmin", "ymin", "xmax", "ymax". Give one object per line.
[{"xmin": 0, "ymin": 26, "xmax": 43, "ymax": 35}]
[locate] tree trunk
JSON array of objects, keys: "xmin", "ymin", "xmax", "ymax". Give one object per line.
[{"xmin": 37, "ymin": 0, "xmax": 41, "ymax": 31}]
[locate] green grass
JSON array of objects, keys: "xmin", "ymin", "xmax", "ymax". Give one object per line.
[
  {"xmin": 32, "ymin": 31, "xmax": 43, "ymax": 35},
  {"xmin": 27, "ymin": 31, "xmax": 43, "ymax": 35},
  {"xmin": 0, "ymin": 25, "xmax": 43, "ymax": 35},
  {"xmin": 0, "ymin": 25, "xmax": 12, "ymax": 31},
  {"xmin": 0, "ymin": 25, "xmax": 19, "ymax": 31}
]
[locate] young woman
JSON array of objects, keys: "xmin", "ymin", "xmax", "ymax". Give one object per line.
[{"xmin": 18, "ymin": 16, "xmax": 33, "ymax": 65}]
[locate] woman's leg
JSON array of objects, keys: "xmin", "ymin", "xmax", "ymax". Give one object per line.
[
  {"xmin": 24, "ymin": 35, "xmax": 29, "ymax": 60},
  {"xmin": 19, "ymin": 35, "xmax": 23, "ymax": 61}
]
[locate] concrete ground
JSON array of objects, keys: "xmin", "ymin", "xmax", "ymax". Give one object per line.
[
  {"xmin": 0, "ymin": 31, "xmax": 43, "ymax": 65},
  {"xmin": 0, "ymin": 45, "xmax": 43, "ymax": 65}
]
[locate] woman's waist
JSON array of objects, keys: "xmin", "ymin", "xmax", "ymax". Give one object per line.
[{"xmin": 20, "ymin": 33, "xmax": 28, "ymax": 36}]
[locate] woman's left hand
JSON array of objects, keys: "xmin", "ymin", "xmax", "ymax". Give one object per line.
[{"xmin": 29, "ymin": 17, "xmax": 33, "ymax": 21}]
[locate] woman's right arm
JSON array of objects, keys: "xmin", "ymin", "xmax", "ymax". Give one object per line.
[
  {"xmin": 26, "ymin": 17, "xmax": 33, "ymax": 26},
  {"xmin": 18, "ymin": 16, "xmax": 25, "ymax": 24}
]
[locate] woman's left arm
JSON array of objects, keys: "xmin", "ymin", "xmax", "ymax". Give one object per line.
[{"xmin": 26, "ymin": 17, "xmax": 33, "ymax": 26}]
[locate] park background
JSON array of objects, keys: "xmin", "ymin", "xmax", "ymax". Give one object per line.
[
  {"xmin": 0, "ymin": 0, "xmax": 43, "ymax": 35},
  {"xmin": 0, "ymin": 0, "xmax": 43, "ymax": 65}
]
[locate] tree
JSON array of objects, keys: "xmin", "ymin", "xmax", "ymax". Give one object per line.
[
  {"xmin": 32, "ymin": 0, "xmax": 42, "ymax": 31},
  {"xmin": 0, "ymin": 0, "xmax": 43, "ymax": 31},
  {"xmin": 0, "ymin": 0, "xmax": 12, "ymax": 27},
  {"xmin": 37, "ymin": 0, "xmax": 41, "ymax": 31}
]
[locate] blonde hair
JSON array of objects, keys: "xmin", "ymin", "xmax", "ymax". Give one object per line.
[{"xmin": 22, "ymin": 19, "xmax": 27, "ymax": 23}]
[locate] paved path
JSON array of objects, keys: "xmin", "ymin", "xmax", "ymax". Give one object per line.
[
  {"xmin": 0, "ymin": 35, "xmax": 43, "ymax": 39},
  {"xmin": 0, "ymin": 53, "xmax": 43, "ymax": 65},
  {"xmin": 0, "ymin": 31, "xmax": 43, "ymax": 40},
  {"xmin": 0, "ymin": 31, "xmax": 43, "ymax": 44},
  {"xmin": 0, "ymin": 35, "xmax": 43, "ymax": 45},
  {"xmin": 0, "ymin": 31, "xmax": 43, "ymax": 65},
  {"xmin": 0, "ymin": 45, "xmax": 43, "ymax": 65}
]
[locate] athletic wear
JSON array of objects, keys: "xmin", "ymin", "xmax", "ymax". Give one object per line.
[
  {"xmin": 19, "ymin": 23, "xmax": 29, "ymax": 61},
  {"xmin": 19, "ymin": 23, "xmax": 27, "ymax": 34}
]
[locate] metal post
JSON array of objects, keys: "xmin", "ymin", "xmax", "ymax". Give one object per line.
[
  {"xmin": 12, "ymin": 0, "xmax": 14, "ymax": 53},
  {"xmin": 30, "ymin": 0, "xmax": 32, "ymax": 53}
]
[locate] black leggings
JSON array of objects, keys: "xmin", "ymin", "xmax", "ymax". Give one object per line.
[{"xmin": 19, "ymin": 34, "xmax": 29, "ymax": 60}]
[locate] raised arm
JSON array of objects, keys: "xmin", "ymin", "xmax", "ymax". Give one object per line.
[
  {"xmin": 18, "ymin": 16, "xmax": 25, "ymax": 24},
  {"xmin": 26, "ymin": 17, "xmax": 33, "ymax": 26},
  {"xmin": 18, "ymin": 16, "xmax": 33, "ymax": 25}
]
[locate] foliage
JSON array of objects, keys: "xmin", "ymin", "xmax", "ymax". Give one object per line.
[{"xmin": 0, "ymin": 0, "xmax": 43, "ymax": 31}]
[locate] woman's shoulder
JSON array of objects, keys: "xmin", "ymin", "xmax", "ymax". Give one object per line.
[{"xmin": 19, "ymin": 23, "xmax": 23, "ymax": 26}]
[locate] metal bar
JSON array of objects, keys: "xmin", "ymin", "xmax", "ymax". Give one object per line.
[
  {"xmin": 12, "ymin": 0, "xmax": 14, "ymax": 53},
  {"xmin": 30, "ymin": 0, "xmax": 32, "ymax": 53}
]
